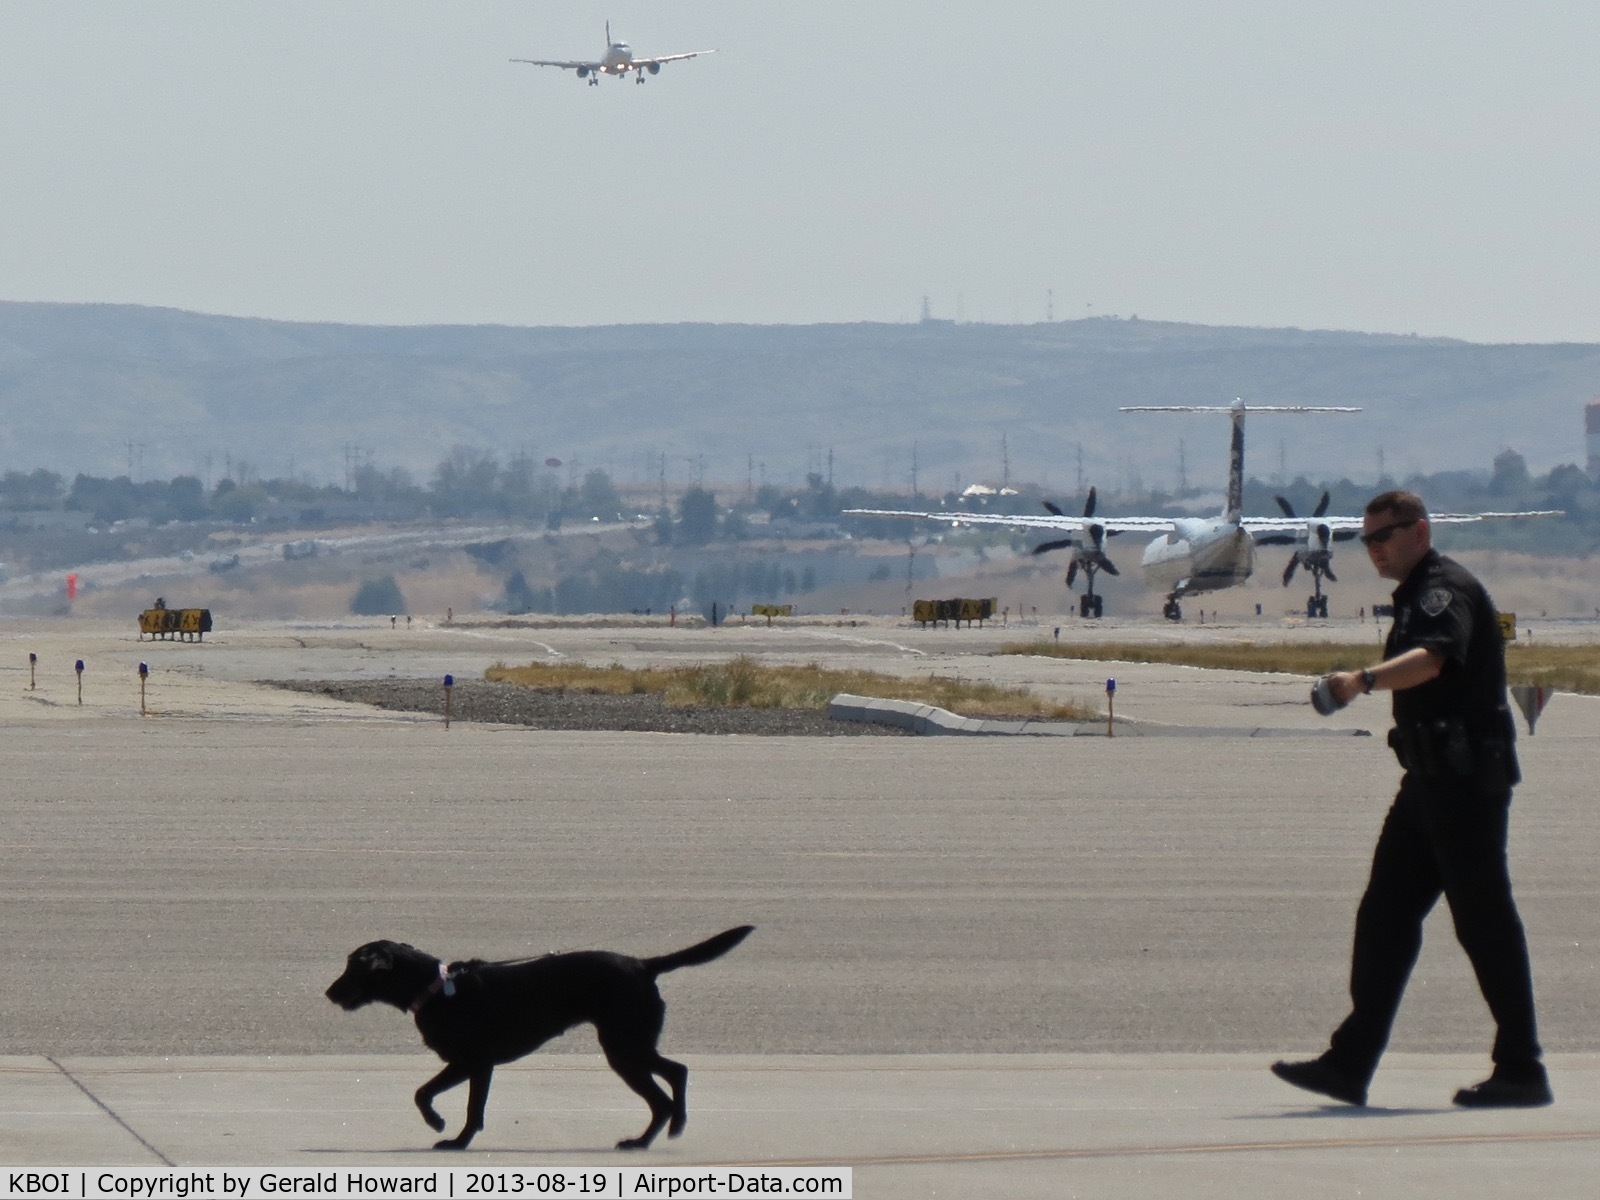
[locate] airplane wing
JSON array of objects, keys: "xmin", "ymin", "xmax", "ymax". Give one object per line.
[
  {"xmin": 844, "ymin": 508, "xmax": 1173, "ymax": 533},
  {"xmin": 1244, "ymin": 509, "xmax": 1564, "ymax": 543},
  {"xmin": 510, "ymin": 58, "xmax": 600, "ymax": 70},
  {"xmin": 632, "ymin": 50, "xmax": 716, "ymax": 66},
  {"xmin": 1433, "ymin": 510, "xmax": 1565, "ymax": 520},
  {"xmin": 1243, "ymin": 515, "xmax": 1365, "ymax": 542}
]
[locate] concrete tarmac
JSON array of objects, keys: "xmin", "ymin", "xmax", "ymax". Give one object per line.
[
  {"xmin": 7, "ymin": 1053, "xmax": 1600, "ymax": 1197},
  {"xmin": 3, "ymin": 615, "xmax": 1598, "ymax": 1195}
]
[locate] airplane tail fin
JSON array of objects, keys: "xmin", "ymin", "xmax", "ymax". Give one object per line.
[
  {"xmin": 1226, "ymin": 403, "xmax": 1246, "ymax": 521},
  {"xmin": 1120, "ymin": 401, "xmax": 1361, "ymax": 522}
]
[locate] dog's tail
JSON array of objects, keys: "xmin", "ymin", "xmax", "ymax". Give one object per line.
[{"xmin": 644, "ymin": 925, "xmax": 754, "ymax": 977}]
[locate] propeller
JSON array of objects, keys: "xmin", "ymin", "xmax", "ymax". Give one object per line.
[
  {"xmin": 1275, "ymin": 492, "xmax": 1338, "ymax": 589},
  {"xmin": 1032, "ymin": 487, "xmax": 1118, "ymax": 592}
]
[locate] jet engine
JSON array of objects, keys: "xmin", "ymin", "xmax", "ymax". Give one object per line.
[
  {"xmin": 576, "ymin": 66, "xmax": 590, "ymax": 78},
  {"xmin": 647, "ymin": 62, "xmax": 661, "ymax": 75}
]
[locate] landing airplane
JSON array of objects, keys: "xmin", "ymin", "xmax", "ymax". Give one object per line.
[
  {"xmin": 511, "ymin": 23, "xmax": 715, "ymax": 85},
  {"xmin": 847, "ymin": 400, "xmax": 1561, "ymax": 620}
]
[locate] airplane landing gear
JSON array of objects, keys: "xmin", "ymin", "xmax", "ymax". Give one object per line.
[
  {"xmin": 1078, "ymin": 592, "xmax": 1104, "ymax": 619},
  {"xmin": 1307, "ymin": 595, "xmax": 1329, "ymax": 619},
  {"xmin": 1162, "ymin": 598, "xmax": 1183, "ymax": 622}
]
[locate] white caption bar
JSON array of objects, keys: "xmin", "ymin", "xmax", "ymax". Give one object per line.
[{"xmin": 4, "ymin": 1169, "xmax": 851, "ymax": 1200}]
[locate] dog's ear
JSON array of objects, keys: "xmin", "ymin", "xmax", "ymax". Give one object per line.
[{"xmin": 354, "ymin": 942, "xmax": 395, "ymax": 972}]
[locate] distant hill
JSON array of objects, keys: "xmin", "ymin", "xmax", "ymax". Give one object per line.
[{"xmin": 2, "ymin": 301, "xmax": 1596, "ymax": 491}]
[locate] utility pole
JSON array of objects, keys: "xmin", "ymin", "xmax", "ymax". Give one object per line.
[
  {"xmin": 910, "ymin": 442, "xmax": 920, "ymax": 498},
  {"xmin": 1178, "ymin": 439, "xmax": 1188, "ymax": 493},
  {"xmin": 1001, "ymin": 434, "xmax": 1010, "ymax": 492}
]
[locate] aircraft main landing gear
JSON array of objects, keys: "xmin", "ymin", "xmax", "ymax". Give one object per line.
[
  {"xmin": 1079, "ymin": 593, "xmax": 1104, "ymax": 619},
  {"xmin": 1306, "ymin": 595, "xmax": 1329, "ymax": 619},
  {"xmin": 1162, "ymin": 598, "xmax": 1183, "ymax": 622}
]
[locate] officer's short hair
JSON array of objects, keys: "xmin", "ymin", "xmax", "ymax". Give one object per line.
[{"xmin": 1365, "ymin": 490, "xmax": 1428, "ymax": 523}]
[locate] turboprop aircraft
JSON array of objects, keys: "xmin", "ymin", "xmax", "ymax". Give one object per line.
[
  {"xmin": 847, "ymin": 400, "xmax": 1561, "ymax": 620},
  {"xmin": 511, "ymin": 23, "xmax": 715, "ymax": 85}
]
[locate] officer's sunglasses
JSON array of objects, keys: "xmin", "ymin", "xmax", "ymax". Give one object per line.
[{"xmin": 1360, "ymin": 518, "xmax": 1419, "ymax": 547}]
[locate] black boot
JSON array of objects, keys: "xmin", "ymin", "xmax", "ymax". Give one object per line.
[
  {"xmin": 1453, "ymin": 1066, "xmax": 1552, "ymax": 1108},
  {"xmin": 1270, "ymin": 1058, "xmax": 1369, "ymax": 1106}
]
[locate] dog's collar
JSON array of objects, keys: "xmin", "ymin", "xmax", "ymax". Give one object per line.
[{"xmin": 408, "ymin": 963, "xmax": 457, "ymax": 1014}]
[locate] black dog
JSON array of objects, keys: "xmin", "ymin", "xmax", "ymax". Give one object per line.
[{"xmin": 325, "ymin": 925, "xmax": 753, "ymax": 1151}]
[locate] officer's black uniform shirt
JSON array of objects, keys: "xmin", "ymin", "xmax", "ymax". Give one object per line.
[{"xmin": 1385, "ymin": 548, "xmax": 1509, "ymax": 730}]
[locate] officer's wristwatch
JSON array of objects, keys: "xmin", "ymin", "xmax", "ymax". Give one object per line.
[{"xmin": 1360, "ymin": 669, "xmax": 1378, "ymax": 694}]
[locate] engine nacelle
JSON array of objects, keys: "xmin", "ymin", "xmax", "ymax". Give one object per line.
[
  {"xmin": 647, "ymin": 62, "xmax": 661, "ymax": 75},
  {"xmin": 576, "ymin": 66, "xmax": 590, "ymax": 78}
]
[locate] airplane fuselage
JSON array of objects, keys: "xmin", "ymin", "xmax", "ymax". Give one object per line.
[{"xmin": 1139, "ymin": 517, "xmax": 1256, "ymax": 597}]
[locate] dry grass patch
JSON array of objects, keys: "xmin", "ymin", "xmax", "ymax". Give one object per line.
[
  {"xmin": 486, "ymin": 655, "xmax": 1097, "ymax": 720},
  {"xmin": 999, "ymin": 640, "xmax": 1600, "ymax": 695}
]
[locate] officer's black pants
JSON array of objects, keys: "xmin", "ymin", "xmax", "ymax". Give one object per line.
[{"xmin": 1325, "ymin": 772, "xmax": 1542, "ymax": 1082}]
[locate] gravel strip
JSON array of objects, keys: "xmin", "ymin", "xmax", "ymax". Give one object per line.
[{"xmin": 267, "ymin": 679, "xmax": 910, "ymax": 735}]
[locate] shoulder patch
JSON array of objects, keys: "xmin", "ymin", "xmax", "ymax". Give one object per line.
[{"xmin": 1420, "ymin": 587, "xmax": 1453, "ymax": 617}]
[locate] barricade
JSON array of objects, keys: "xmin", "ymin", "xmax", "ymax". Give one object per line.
[
  {"xmin": 912, "ymin": 597, "xmax": 997, "ymax": 628},
  {"xmin": 138, "ymin": 607, "xmax": 213, "ymax": 642}
]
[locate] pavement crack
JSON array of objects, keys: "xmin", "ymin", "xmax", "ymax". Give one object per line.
[{"xmin": 46, "ymin": 1055, "xmax": 176, "ymax": 1166}]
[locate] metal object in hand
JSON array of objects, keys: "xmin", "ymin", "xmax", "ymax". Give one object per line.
[{"xmin": 1310, "ymin": 675, "xmax": 1347, "ymax": 716}]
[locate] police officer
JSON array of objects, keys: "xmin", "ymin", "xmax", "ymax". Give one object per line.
[{"xmin": 1273, "ymin": 490, "xmax": 1551, "ymax": 1108}]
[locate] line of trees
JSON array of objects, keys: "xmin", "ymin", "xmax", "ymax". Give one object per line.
[
  {"xmin": 0, "ymin": 451, "xmax": 625, "ymax": 526},
  {"xmin": 4, "ymin": 445, "xmax": 1599, "ymax": 553}
]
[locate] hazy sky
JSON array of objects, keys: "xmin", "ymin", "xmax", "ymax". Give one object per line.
[{"xmin": 4, "ymin": 2, "xmax": 1600, "ymax": 342}]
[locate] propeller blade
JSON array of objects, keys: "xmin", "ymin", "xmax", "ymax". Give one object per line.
[
  {"xmin": 1032, "ymin": 538, "xmax": 1076, "ymax": 556},
  {"xmin": 1316, "ymin": 523, "xmax": 1331, "ymax": 549},
  {"xmin": 1282, "ymin": 557, "xmax": 1299, "ymax": 587},
  {"xmin": 1042, "ymin": 499, "xmax": 1065, "ymax": 516},
  {"xmin": 1098, "ymin": 556, "xmax": 1120, "ymax": 577},
  {"xmin": 1083, "ymin": 486, "xmax": 1097, "ymax": 519},
  {"xmin": 1087, "ymin": 522, "xmax": 1105, "ymax": 551},
  {"xmin": 1314, "ymin": 491, "xmax": 1331, "ymax": 518},
  {"xmin": 1275, "ymin": 495, "xmax": 1296, "ymax": 518},
  {"xmin": 1066, "ymin": 560, "xmax": 1079, "ymax": 589},
  {"xmin": 1324, "ymin": 564, "xmax": 1338, "ymax": 584}
]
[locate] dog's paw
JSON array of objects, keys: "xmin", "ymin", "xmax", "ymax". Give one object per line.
[
  {"xmin": 433, "ymin": 1136, "xmax": 471, "ymax": 1151},
  {"xmin": 615, "ymin": 1136, "xmax": 652, "ymax": 1151},
  {"xmin": 668, "ymin": 1116, "xmax": 686, "ymax": 1138}
]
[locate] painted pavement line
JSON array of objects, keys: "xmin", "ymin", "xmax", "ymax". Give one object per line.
[{"xmin": 45, "ymin": 1056, "xmax": 174, "ymax": 1167}]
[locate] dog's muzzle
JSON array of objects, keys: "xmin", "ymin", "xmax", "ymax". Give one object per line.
[{"xmin": 325, "ymin": 974, "xmax": 368, "ymax": 1010}]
